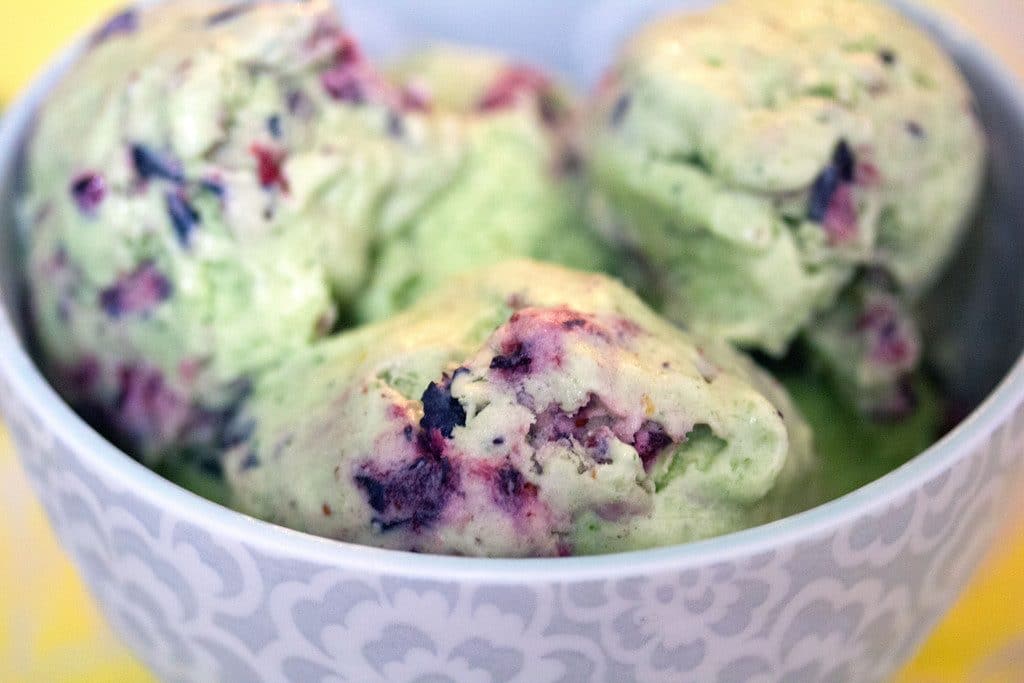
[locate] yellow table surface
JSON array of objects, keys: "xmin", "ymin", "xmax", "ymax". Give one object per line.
[{"xmin": 0, "ymin": 2, "xmax": 1022, "ymax": 681}]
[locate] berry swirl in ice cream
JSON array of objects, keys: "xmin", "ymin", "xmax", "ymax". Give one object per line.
[
  {"xmin": 24, "ymin": 2, "xmax": 606, "ymax": 466},
  {"xmin": 226, "ymin": 262, "xmax": 817, "ymax": 557}
]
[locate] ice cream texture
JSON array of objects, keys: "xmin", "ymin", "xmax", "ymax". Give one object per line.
[
  {"xmin": 587, "ymin": 0, "xmax": 985, "ymax": 355},
  {"xmin": 226, "ymin": 262, "xmax": 818, "ymax": 557},
  {"xmin": 356, "ymin": 45, "xmax": 608, "ymax": 322},
  {"xmin": 24, "ymin": 2, "xmax": 604, "ymax": 464},
  {"xmin": 24, "ymin": 0, "xmax": 405, "ymax": 463}
]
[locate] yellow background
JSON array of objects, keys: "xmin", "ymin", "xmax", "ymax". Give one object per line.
[{"xmin": 0, "ymin": 1, "xmax": 1021, "ymax": 681}]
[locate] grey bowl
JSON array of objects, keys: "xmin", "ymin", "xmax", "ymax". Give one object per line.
[{"xmin": 1, "ymin": 2, "xmax": 1023, "ymax": 681}]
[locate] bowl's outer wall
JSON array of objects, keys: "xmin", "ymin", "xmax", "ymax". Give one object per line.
[
  {"xmin": 2, "ymin": 362, "xmax": 1021, "ymax": 682},
  {"xmin": 1, "ymin": 2, "xmax": 1023, "ymax": 682}
]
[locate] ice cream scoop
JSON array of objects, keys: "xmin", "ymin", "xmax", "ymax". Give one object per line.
[
  {"xmin": 226, "ymin": 261, "xmax": 819, "ymax": 557},
  {"xmin": 587, "ymin": 0, "xmax": 985, "ymax": 355}
]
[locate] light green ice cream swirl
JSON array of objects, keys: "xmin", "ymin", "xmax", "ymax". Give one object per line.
[
  {"xmin": 587, "ymin": 0, "xmax": 985, "ymax": 355},
  {"xmin": 227, "ymin": 262, "xmax": 818, "ymax": 557}
]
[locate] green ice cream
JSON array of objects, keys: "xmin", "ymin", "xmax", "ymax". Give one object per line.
[
  {"xmin": 357, "ymin": 46, "xmax": 608, "ymax": 322},
  {"xmin": 24, "ymin": 0, "xmax": 417, "ymax": 463},
  {"xmin": 226, "ymin": 262, "xmax": 818, "ymax": 557},
  {"xmin": 587, "ymin": 0, "xmax": 985, "ymax": 355},
  {"xmin": 783, "ymin": 370, "xmax": 941, "ymax": 501},
  {"xmin": 27, "ymin": 8, "xmax": 613, "ymax": 467},
  {"xmin": 806, "ymin": 271, "xmax": 923, "ymax": 418}
]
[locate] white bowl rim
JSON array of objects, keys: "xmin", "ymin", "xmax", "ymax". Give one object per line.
[{"xmin": 1, "ymin": 0, "xmax": 1022, "ymax": 583}]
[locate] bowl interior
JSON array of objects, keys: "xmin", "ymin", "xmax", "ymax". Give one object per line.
[{"xmin": 0, "ymin": 0, "xmax": 1022, "ymax": 535}]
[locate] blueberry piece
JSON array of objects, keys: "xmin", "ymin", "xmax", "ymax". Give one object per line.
[
  {"xmin": 562, "ymin": 318, "xmax": 587, "ymax": 330},
  {"xmin": 610, "ymin": 93, "xmax": 632, "ymax": 127},
  {"xmin": 878, "ymin": 49, "xmax": 897, "ymax": 66},
  {"xmin": 807, "ymin": 140, "xmax": 856, "ymax": 222},
  {"xmin": 267, "ymin": 114, "xmax": 283, "ymax": 139},
  {"xmin": 286, "ymin": 90, "xmax": 315, "ymax": 118},
  {"xmin": 808, "ymin": 166, "xmax": 840, "ymax": 222},
  {"xmin": 220, "ymin": 418, "xmax": 256, "ymax": 449},
  {"xmin": 131, "ymin": 144, "xmax": 185, "ymax": 184},
  {"xmin": 206, "ymin": 3, "xmax": 255, "ymax": 26},
  {"xmin": 833, "ymin": 139, "xmax": 856, "ymax": 182},
  {"xmin": 321, "ymin": 65, "xmax": 365, "ymax": 103},
  {"xmin": 496, "ymin": 465, "xmax": 524, "ymax": 497},
  {"xmin": 490, "ymin": 343, "xmax": 532, "ymax": 374},
  {"xmin": 237, "ymin": 454, "xmax": 260, "ymax": 471},
  {"xmin": 165, "ymin": 193, "xmax": 201, "ymax": 246},
  {"xmin": 70, "ymin": 172, "xmax": 106, "ymax": 214},
  {"xmin": 99, "ymin": 261, "xmax": 173, "ymax": 318},
  {"xmin": 354, "ymin": 454, "xmax": 456, "ymax": 531},
  {"xmin": 634, "ymin": 422, "xmax": 673, "ymax": 471},
  {"xmin": 90, "ymin": 9, "xmax": 138, "ymax": 46},
  {"xmin": 200, "ymin": 178, "xmax": 226, "ymax": 199},
  {"xmin": 198, "ymin": 456, "xmax": 224, "ymax": 478},
  {"xmin": 906, "ymin": 121, "xmax": 926, "ymax": 138},
  {"xmin": 387, "ymin": 111, "xmax": 405, "ymax": 139},
  {"xmin": 420, "ymin": 382, "xmax": 466, "ymax": 438}
]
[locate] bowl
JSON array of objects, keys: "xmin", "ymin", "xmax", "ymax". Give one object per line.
[{"xmin": 1, "ymin": 2, "xmax": 1023, "ymax": 681}]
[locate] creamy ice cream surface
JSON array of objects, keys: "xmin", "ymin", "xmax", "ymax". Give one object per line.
[
  {"xmin": 587, "ymin": 0, "xmax": 985, "ymax": 354},
  {"xmin": 226, "ymin": 262, "xmax": 818, "ymax": 557},
  {"xmin": 356, "ymin": 46, "xmax": 609, "ymax": 322},
  {"xmin": 24, "ymin": 0, "xmax": 416, "ymax": 463},
  {"xmin": 24, "ymin": 3, "xmax": 607, "ymax": 466}
]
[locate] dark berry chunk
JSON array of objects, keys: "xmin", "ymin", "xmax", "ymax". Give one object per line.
[
  {"xmin": 833, "ymin": 140, "xmax": 856, "ymax": 182},
  {"xmin": 267, "ymin": 114, "xmax": 283, "ymax": 139},
  {"xmin": 165, "ymin": 192, "xmax": 201, "ymax": 247},
  {"xmin": 220, "ymin": 418, "xmax": 255, "ymax": 449},
  {"xmin": 354, "ymin": 454, "xmax": 457, "ymax": 531},
  {"xmin": 100, "ymin": 261, "xmax": 172, "ymax": 318},
  {"xmin": 250, "ymin": 144, "xmax": 290, "ymax": 194},
  {"xmin": 90, "ymin": 9, "xmax": 137, "ymax": 46},
  {"xmin": 70, "ymin": 172, "xmax": 106, "ymax": 214},
  {"xmin": 633, "ymin": 422, "xmax": 673, "ymax": 471},
  {"xmin": 237, "ymin": 451, "xmax": 260, "ymax": 471},
  {"xmin": 857, "ymin": 300, "xmax": 917, "ymax": 366},
  {"xmin": 610, "ymin": 93, "xmax": 632, "ymax": 127},
  {"xmin": 387, "ymin": 111, "xmax": 405, "ymax": 139},
  {"xmin": 114, "ymin": 365, "xmax": 190, "ymax": 447},
  {"xmin": 321, "ymin": 64, "xmax": 366, "ymax": 103},
  {"xmin": 906, "ymin": 121, "xmax": 926, "ymax": 138},
  {"xmin": 878, "ymin": 49, "xmax": 897, "ymax": 66},
  {"xmin": 562, "ymin": 318, "xmax": 587, "ymax": 330},
  {"xmin": 808, "ymin": 166, "xmax": 840, "ymax": 222},
  {"xmin": 808, "ymin": 140, "xmax": 857, "ymax": 229},
  {"xmin": 492, "ymin": 465, "xmax": 538, "ymax": 514},
  {"xmin": 66, "ymin": 356, "xmax": 101, "ymax": 394},
  {"xmin": 490, "ymin": 343, "xmax": 532, "ymax": 374},
  {"xmin": 200, "ymin": 177, "xmax": 226, "ymax": 199},
  {"xmin": 206, "ymin": 3, "xmax": 255, "ymax": 26},
  {"xmin": 287, "ymin": 90, "xmax": 315, "ymax": 118},
  {"xmin": 420, "ymin": 382, "xmax": 466, "ymax": 438},
  {"xmin": 131, "ymin": 144, "xmax": 185, "ymax": 184}
]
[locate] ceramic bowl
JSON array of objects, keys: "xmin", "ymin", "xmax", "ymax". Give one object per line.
[{"xmin": 1, "ymin": 2, "xmax": 1022, "ymax": 681}]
